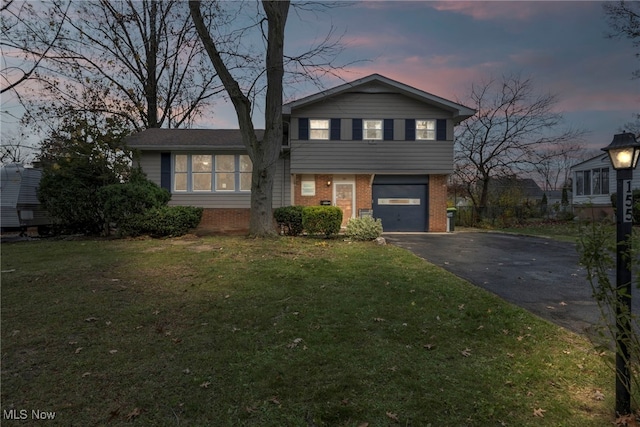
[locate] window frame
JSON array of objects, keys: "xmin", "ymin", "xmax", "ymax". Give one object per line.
[
  {"xmin": 363, "ymin": 119, "xmax": 383, "ymax": 140},
  {"xmin": 415, "ymin": 119, "xmax": 436, "ymax": 140},
  {"xmin": 172, "ymin": 153, "xmax": 252, "ymax": 193},
  {"xmin": 192, "ymin": 154, "xmax": 213, "ymax": 192},
  {"xmin": 575, "ymin": 167, "xmax": 610, "ymax": 196},
  {"xmin": 309, "ymin": 119, "xmax": 330, "ymax": 140},
  {"xmin": 301, "ymin": 175, "xmax": 316, "ymax": 196}
]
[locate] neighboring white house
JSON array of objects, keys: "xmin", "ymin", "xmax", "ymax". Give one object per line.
[{"xmin": 570, "ymin": 153, "xmax": 640, "ymax": 220}]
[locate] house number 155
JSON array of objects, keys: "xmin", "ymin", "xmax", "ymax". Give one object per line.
[{"xmin": 623, "ymin": 179, "xmax": 633, "ymax": 224}]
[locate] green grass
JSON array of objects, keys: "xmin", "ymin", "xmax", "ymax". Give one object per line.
[
  {"xmin": 1, "ymin": 236, "xmax": 617, "ymax": 426},
  {"xmin": 495, "ymin": 220, "xmax": 604, "ymax": 243}
]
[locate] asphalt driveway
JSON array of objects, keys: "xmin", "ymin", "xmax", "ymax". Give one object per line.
[{"xmin": 384, "ymin": 231, "xmax": 632, "ymax": 336}]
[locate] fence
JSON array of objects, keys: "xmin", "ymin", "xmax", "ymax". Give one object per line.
[{"xmin": 454, "ymin": 204, "xmax": 573, "ymax": 227}]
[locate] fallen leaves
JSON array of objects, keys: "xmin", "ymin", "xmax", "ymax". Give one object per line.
[
  {"xmin": 461, "ymin": 348, "xmax": 472, "ymax": 357},
  {"xmin": 593, "ymin": 390, "xmax": 605, "ymax": 401},
  {"xmin": 385, "ymin": 411, "xmax": 399, "ymax": 422},
  {"xmin": 616, "ymin": 414, "xmax": 639, "ymax": 426},
  {"xmin": 532, "ymin": 407, "xmax": 546, "ymax": 418},
  {"xmin": 126, "ymin": 407, "xmax": 141, "ymax": 421},
  {"xmin": 287, "ymin": 338, "xmax": 304, "ymax": 349}
]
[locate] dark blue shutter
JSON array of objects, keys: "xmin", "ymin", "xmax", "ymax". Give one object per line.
[
  {"xmin": 436, "ymin": 119, "xmax": 447, "ymax": 141},
  {"xmin": 352, "ymin": 119, "xmax": 363, "ymax": 140},
  {"xmin": 383, "ymin": 119, "xmax": 394, "ymax": 140},
  {"xmin": 299, "ymin": 118, "xmax": 309, "ymax": 140},
  {"xmin": 160, "ymin": 152, "xmax": 171, "ymax": 191},
  {"xmin": 330, "ymin": 118, "xmax": 341, "ymax": 140},
  {"xmin": 405, "ymin": 119, "xmax": 415, "ymax": 140}
]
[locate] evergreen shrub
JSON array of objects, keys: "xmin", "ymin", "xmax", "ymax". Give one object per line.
[
  {"xmin": 274, "ymin": 206, "xmax": 305, "ymax": 236},
  {"xmin": 302, "ymin": 206, "xmax": 342, "ymax": 237}
]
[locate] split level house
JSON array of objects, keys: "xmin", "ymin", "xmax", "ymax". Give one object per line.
[
  {"xmin": 127, "ymin": 74, "xmax": 476, "ymax": 233},
  {"xmin": 571, "ymin": 152, "xmax": 640, "ymax": 220}
]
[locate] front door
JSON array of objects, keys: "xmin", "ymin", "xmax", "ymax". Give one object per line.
[{"xmin": 334, "ymin": 182, "xmax": 354, "ymax": 227}]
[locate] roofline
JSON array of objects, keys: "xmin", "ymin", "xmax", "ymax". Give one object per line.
[
  {"xmin": 570, "ymin": 153, "xmax": 610, "ymax": 169},
  {"xmin": 128, "ymin": 145, "xmax": 246, "ymax": 151},
  {"xmin": 283, "ymin": 73, "xmax": 476, "ymax": 120}
]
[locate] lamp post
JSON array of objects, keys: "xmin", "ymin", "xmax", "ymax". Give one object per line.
[{"xmin": 602, "ymin": 131, "xmax": 640, "ymax": 416}]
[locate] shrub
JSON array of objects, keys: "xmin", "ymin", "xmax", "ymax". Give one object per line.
[
  {"xmin": 302, "ymin": 206, "xmax": 342, "ymax": 237},
  {"xmin": 274, "ymin": 206, "xmax": 305, "ymax": 236},
  {"xmin": 127, "ymin": 206, "xmax": 203, "ymax": 237},
  {"xmin": 345, "ymin": 216, "xmax": 383, "ymax": 241},
  {"xmin": 99, "ymin": 171, "xmax": 170, "ymax": 235}
]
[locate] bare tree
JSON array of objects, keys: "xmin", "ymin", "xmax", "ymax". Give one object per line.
[
  {"xmin": 604, "ymin": 0, "xmax": 640, "ymax": 79},
  {"xmin": 527, "ymin": 141, "xmax": 588, "ymax": 192},
  {"xmin": 0, "ymin": 0, "xmax": 70, "ymax": 94},
  {"xmin": 189, "ymin": 0, "xmax": 349, "ymax": 236},
  {"xmin": 454, "ymin": 74, "xmax": 584, "ymax": 218},
  {"xmin": 189, "ymin": 0, "xmax": 287, "ymax": 237},
  {"xmin": 9, "ymin": 0, "xmax": 224, "ymax": 131}
]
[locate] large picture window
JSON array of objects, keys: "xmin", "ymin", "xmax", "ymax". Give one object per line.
[
  {"xmin": 173, "ymin": 154, "xmax": 251, "ymax": 193},
  {"xmin": 575, "ymin": 167, "xmax": 609, "ymax": 196},
  {"xmin": 192, "ymin": 155, "xmax": 212, "ymax": 191}
]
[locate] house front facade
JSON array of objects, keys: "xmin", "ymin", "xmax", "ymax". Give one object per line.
[
  {"xmin": 127, "ymin": 74, "xmax": 475, "ymax": 234},
  {"xmin": 571, "ymin": 153, "xmax": 640, "ymax": 220}
]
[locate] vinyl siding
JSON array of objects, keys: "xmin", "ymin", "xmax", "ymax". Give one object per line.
[
  {"xmin": 572, "ymin": 154, "xmax": 640, "ymax": 206},
  {"xmin": 138, "ymin": 151, "xmax": 162, "ymax": 185},
  {"xmin": 138, "ymin": 151, "xmax": 290, "ymax": 208},
  {"xmin": 290, "ymin": 140, "xmax": 453, "ymax": 174},
  {"xmin": 290, "ymin": 92, "xmax": 454, "ymax": 141}
]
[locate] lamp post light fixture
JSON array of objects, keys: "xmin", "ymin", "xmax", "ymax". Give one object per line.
[{"xmin": 601, "ymin": 131, "xmax": 640, "ymax": 416}]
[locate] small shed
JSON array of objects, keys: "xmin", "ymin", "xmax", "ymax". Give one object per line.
[{"xmin": 0, "ymin": 164, "xmax": 50, "ymax": 231}]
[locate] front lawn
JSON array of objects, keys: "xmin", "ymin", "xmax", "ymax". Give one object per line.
[{"xmin": 1, "ymin": 236, "xmax": 615, "ymax": 426}]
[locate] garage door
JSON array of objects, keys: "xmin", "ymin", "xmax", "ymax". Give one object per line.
[{"xmin": 372, "ymin": 175, "xmax": 428, "ymax": 232}]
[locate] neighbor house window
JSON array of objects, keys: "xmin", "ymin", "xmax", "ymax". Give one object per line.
[
  {"xmin": 173, "ymin": 154, "xmax": 251, "ymax": 193},
  {"xmin": 310, "ymin": 119, "xmax": 329, "ymax": 140},
  {"xmin": 416, "ymin": 119, "xmax": 436, "ymax": 140},
  {"xmin": 363, "ymin": 119, "xmax": 382, "ymax": 140},
  {"xmin": 575, "ymin": 167, "xmax": 609, "ymax": 196},
  {"xmin": 301, "ymin": 175, "xmax": 316, "ymax": 196}
]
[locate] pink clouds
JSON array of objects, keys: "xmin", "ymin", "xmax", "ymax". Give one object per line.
[{"xmin": 430, "ymin": 1, "xmax": 562, "ymax": 21}]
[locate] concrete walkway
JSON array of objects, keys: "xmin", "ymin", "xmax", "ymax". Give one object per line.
[{"xmin": 384, "ymin": 231, "xmax": 632, "ymax": 336}]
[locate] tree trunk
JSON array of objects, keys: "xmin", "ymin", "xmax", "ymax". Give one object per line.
[
  {"xmin": 146, "ymin": 0, "xmax": 159, "ymax": 128},
  {"xmin": 251, "ymin": 0, "xmax": 288, "ymax": 235},
  {"xmin": 190, "ymin": 0, "xmax": 290, "ymax": 237},
  {"xmin": 476, "ymin": 175, "xmax": 490, "ymax": 221}
]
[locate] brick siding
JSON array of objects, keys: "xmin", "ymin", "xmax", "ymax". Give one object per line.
[
  {"xmin": 195, "ymin": 208, "xmax": 251, "ymax": 235},
  {"xmin": 428, "ymin": 174, "xmax": 448, "ymax": 232}
]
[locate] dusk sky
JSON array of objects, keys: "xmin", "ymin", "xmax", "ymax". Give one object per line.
[
  {"xmin": 1, "ymin": 1, "xmax": 638, "ymax": 155},
  {"xmin": 270, "ymin": 0, "xmax": 637, "ymax": 152}
]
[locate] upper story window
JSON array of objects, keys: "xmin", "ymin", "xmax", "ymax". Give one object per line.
[
  {"xmin": 174, "ymin": 154, "xmax": 251, "ymax": 193},
  {"xmin": 363, "ymin": 119, "xmax": 383, "ymax": 140},
  {"xmin": 416, "ymin": 120, "xmax": 436, "ymax": 140},
  {"xmin": 575, "ymin": 167, "xmax": 609, "ymax": 196},
  {"xmin": 310, "ymin": 119, "xmax": 329, "ymax": 140}
]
